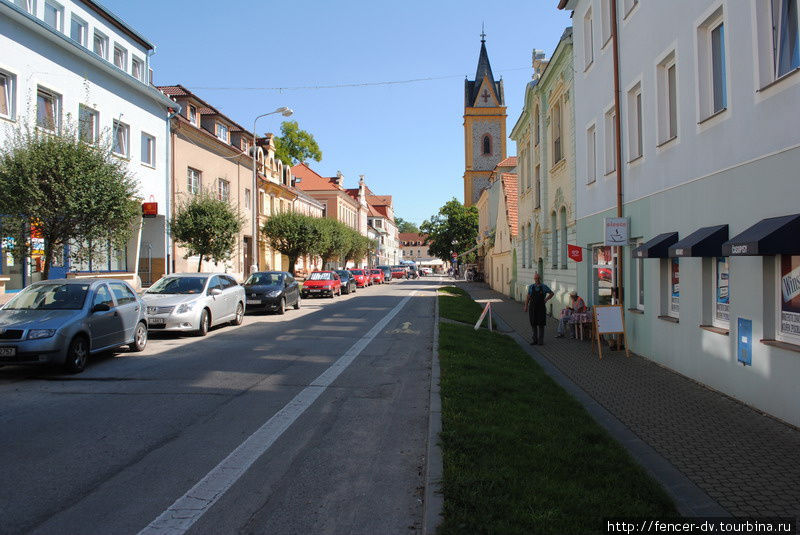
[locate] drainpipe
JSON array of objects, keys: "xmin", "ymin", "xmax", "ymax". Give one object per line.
[
  {"xmin": 611, "ymin": 0, "xmax": 624, "ymax": 305},
  {"xmin": 166, "ymin": 106, "xmax": 180, "ymax": 276}
]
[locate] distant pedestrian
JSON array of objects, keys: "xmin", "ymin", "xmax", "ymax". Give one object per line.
[
  {"xmin": 523, "ymin": 273, "xmax": 554, "ymax": 345},
  {"xmin": 556, "ymin": 290, "xmax": 587, "ymax": 338}
]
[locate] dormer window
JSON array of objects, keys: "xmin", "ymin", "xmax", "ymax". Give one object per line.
[
  {"xmin": 188, "ymin": 104, "xmax": 197, "ymax": 125},
  {"xmin": 216, "ymin": 123, "xmax": 228, "ymax": 141},
  {"xmin": 131, "ymin": 57, "xmax": 144, "ymax": 81},
  {"xmin": 113, "ymin": 44, "xmax": 127, "ymax": 71},
  {"xmin": 482, "ymin": 135, "xmax": 492, "ymax": 155}
]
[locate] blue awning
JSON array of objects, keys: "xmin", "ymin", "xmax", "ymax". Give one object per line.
[
  {"xmin": 669, "ymin": 225, "xmax": 728, "ymax": 257},
  {"xmin": 722, "ymin": 214, "xmax": 800, "ymax": 256},
  {"xmin": 632, "ymin": 232, "xmax": 679, "ymax": 259}
]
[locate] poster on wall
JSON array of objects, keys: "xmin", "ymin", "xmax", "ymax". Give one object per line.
[
  {"xmin": 670, "ymin": 257, "xmax": 680, "ymax": 315},
  {"xmin": 780, "ymin": 255, "xmax": 800, "ymax": 337},
  {"xmin": 716, "ymin": 257, "xmax": 730, "ymax": 322},
  {"xmin": 738, "ymin": 318, "xmax": 752, "ymax": 366}
]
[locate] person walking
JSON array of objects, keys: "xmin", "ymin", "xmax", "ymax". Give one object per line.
[{"xmin": 523, "ymin": 273, "xmax": 554, "ymax": 345}]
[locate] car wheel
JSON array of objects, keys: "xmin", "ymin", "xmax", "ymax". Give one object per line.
[
  {"xmin": 129, "ymin": 322, "xmax": 148, "ymax": 352},
  {"xmin": 232, "ymin": 302, "xmax": 244, "ymax": 325},
  {"xmin": 329, "ymin": 289, "xmax": 335, "ymax": 299},
  {"xmin": 196, "ymin": 309, "xmax": 210, "ymax": 336},
  {"xmin": 277, "ymin": 298, "xmax": 286, "ymax": 315},
  {"xmin": 63, "ymin": 335, "xmax": 89, "ymax": 374},
  {"xmin": 294, "ymin": 295, "xmax": 301, "ymax": 309}
]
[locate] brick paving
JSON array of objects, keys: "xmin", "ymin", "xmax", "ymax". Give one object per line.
[{"xmin": 457, "ymin": 281, "xmax": 800, "ymax": 521}]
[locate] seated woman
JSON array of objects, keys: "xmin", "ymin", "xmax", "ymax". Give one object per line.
[{"xmin": 556, "ymin": 290, "xmax": 587, "ymax": 338}]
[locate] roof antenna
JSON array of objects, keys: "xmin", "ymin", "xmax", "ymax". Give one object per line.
[{"xmin": 481, "ymin": 22, "xmax": 486, "ymax": 43}]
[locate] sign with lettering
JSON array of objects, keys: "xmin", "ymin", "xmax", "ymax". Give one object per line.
[
  {"xmin": 780, "ymin": 256, "xmax": 800, "ymax": 338},
  {"xmin": 604, "ymin": 217, "xmax": 629, "ymax": 246},
  {"xmin": 142, "ymin": 202, "xmax": 158, "ymax": 218},
  {"xmin": 738, "ymin": 318, "xmax": 752, "ymax": 366}
]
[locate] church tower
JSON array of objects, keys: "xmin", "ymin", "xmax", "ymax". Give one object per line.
[{"xmin": 463, "ymin": 32, "xmax": 507, "ymax": 207}]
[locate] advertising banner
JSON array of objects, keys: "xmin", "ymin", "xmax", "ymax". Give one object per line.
[
  {"xmin": 780, "ymin": 255, "xmax": 800, "ymax": 338},
  {"xmin": 715, "ymin": 257, "xmax": 730, "ymax": 322},
  {"xmin": 670, "ymin": 258, "xmax": 680, "ymax": 315}
]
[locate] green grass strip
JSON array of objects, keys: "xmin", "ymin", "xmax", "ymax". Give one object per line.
[
  {"xmin": 438, "ymin": 286, "xmax": 493, "ymax": 328},
  {"xmin": 438, "ymin": 322, "xmax": 677, "ymax": 535}
]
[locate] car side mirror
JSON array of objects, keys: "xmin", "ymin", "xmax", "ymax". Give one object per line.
[
  {"xmin": 209, "ymin": 288, "xmax": 222, "ymax": 296},
  {"xmin": 92, "ymin": 303, "xmax": 111, "ymax": 313}
]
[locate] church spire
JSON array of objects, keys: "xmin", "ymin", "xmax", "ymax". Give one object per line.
[{"xmin": 465, "ymin": 30, "xmax": 504, "ymax": 107}]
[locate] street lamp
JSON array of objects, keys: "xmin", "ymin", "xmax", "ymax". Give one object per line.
[{"xmin": 251, "ymin": 107, "xmax": 293, "ymax": 275}]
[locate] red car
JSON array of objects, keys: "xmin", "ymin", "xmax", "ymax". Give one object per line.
[
  {"xmin": 349, "ymin": 269, "xmax": 371, "ymax": 288},
  {"xmin": 301, "ymin": 271, "xmax": 342, "ymax": 298},
  {"xmin": 391, "ymin": 268, "xmax": 406, "ymax": 279},
  {"xmin": 369, "ymin": 269, "xmax": 384, "ymax": 284}
]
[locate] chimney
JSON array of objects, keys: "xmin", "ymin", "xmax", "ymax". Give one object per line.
[
  {"xmin": 335, "ymin": 170, "xmax": 344, "ymax": 187},
  {"xmin": 532, "ymin": 49, "xmax": 547, "ymax": 81},
  {"xmin": 358, "ymin": 175, "xmax": 366, "ymax": 203}
]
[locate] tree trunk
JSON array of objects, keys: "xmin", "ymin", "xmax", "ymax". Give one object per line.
[
  {"xmin": 41, "ymin": 238, "xmax": 54, "ymax": 281},
  {"xmin": 197, "ymin": 254, "xmax": 203, "ymax": 272},
  {"xmin": 288, "ymin": 255, "xmax": 297, "ymax": 276}
]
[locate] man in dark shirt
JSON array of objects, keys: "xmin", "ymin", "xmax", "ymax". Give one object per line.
[{"xmin": 523, "ymin": 273, "xmax": 554, "ymax": 345}]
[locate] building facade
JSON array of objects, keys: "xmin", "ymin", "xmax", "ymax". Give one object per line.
[
  {"xmin": 561, "ymin": 0, "xmax": 800, "ymax": 427},
  {"xmin": 0, "ymin": 0, "xmax": 176, "ymax": 290}
]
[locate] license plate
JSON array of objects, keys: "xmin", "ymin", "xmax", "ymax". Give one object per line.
[
  {"xmin": 0, "ymin": 347, "xmax": 16, "ymax": 357},
  {"xmin": 149, "ymin": 317, "xmax": 166, "ymax": 325},
  {"xmin": 246, "ymin": 299, "xmax": 261, "ymax": 305},
  {"xmin": 310, "ymin": 289, "xmax": 320, "ymax": 293}
]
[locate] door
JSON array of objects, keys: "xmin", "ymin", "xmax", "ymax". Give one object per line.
[
  {"xmin": 220, "ymin": 276, "xmax": 239, "ymax": 319},
  {"xmin": 87, "ymin": 284, "xmax": 119, "ymax": 350},
  {"xmin": 206, "ymin": 276, "xmax": 225, "ymax": 325},
  {"xmin": 108, "ymin": 281, "xmax": 141, "ymax": 343},
  {"xmin": 285, "ymin": 273, "xmax": 298, "ymax": 305}
]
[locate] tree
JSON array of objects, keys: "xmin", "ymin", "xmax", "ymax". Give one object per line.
[
  {"xmin": 273, "ymin": 121, "xmax": 322, "ymax": 166},
  {"xmin": 171, "ymin": 192, "xmax": 244, "ymax": 272},
  {"xmin": 314, "ymin": 218, "xmax": 351, "ymax": 268},
  {"xmin": 395, "ymin": 217, "xmax": 420, "ymax": 234},
  {"xmin": 261, "ymin": 212, "xmax": 321, "ymax": 275},
  {"xmin": 344, "ymin": 232, "xmax": 373, "ymax": 267},
  {"xmin": 420, "ymin": 198, "xmax": 479, "ymax": 263},
  {"xmin": 0, "ymin": 123, "xmax": 140, "ymax": 279}
]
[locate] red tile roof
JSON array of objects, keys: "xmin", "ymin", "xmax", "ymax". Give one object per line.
[
  {"xmin": 367, "ymin": 195, "xmax": 392, "ymax": 206},
  {"xmin": 369, "ymin": 205, "xmax": 390, "ymax": 218},
  {"xmin": 497, "ymin": 156, "xmax": 517, "ymax": 168},
  {"xmin": 501, "ymin": 173, "xmax": 519, "ymax": 237},
  {"xmin": 291, "ymin": 163, "xmax": 340, "ymax": 191},
  {"xmin": 398, "ymin": 232, "xmax": 427, "ymax": 242}
]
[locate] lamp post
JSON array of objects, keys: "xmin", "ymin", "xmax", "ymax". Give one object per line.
[{"xmin": 251, "ymin": 107, "xmax": 293, "ymax": 275}]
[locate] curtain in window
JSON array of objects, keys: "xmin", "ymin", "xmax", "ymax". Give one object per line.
[
  {"xmin": 37, "ymin": 93, "xmax": 55, "ymax": 129},
  {"xmin": 114, "ymin": 124, "xmax": 127, "ymax": 155},
  {"xmin": 0, "ymin": 76, "xmax": 8, "ymax": 116},
  {"xmin": 775, "ymin": 0, "xmax": 800, "ymax": 77}
]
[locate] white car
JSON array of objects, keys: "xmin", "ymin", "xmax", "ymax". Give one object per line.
[
  {"xmin": 420, "ymin": 267, "xmax": 433, "ymax": 275},
  {"xmin": 141, "ymin": 273, "xmax": 245, "ymax": 336}
]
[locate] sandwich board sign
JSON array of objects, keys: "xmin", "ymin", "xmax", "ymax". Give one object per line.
[{"xmin": 591, "ymin": 304, "xmax": 630, "ymax": 360}]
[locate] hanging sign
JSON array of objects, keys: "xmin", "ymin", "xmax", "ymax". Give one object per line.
[
  {"xmin": 142, "ymin": 202, "xmax": 158, "ymax": 218},
  {"xmin": 604, "ymin": 217, "xmax": 629, "ymax": 246},
  {"xmin": 567, "ymin": 244, "xmax": 583, "ymax": 262}
]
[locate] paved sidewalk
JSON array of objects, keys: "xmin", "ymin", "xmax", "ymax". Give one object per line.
[{"xmin": 456, "ymin": 281, "xmax": 800, "ymax": 521}]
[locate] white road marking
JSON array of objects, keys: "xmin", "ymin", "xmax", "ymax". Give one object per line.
[{"xmin": 138, "ymin": 290, "xmax": 419, "ymax": 535}]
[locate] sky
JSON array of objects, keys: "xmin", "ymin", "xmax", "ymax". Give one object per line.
[{"xmin": 103, "ymin": 0, "xmax": 572, "ymax": 226}]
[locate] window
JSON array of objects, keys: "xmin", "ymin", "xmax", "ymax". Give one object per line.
[
  {"xmin": 623, "ymin": 0, "xmax": 638, "ymax": 17},
  {"xmin": 698, "ymin": 9, "xmax": 727, "ymax": 119},
  {"xmin": 534, "ymin": 165, "xmax": 541, "ymax": 208},
  {"xmin": 657, "ymin": 53, "xmax": 678, "ymax": 144},
  {"xmin": 560, "ymin": 207, "xmax": 568, "ymax": 269},
  {"xmin": 109, "ymin": 282, "xmax": 137, "ymax": 304},
  {"xmin": 92, "ymin": 284, "xmax": 114, "ymax": 309},
  {"xmin": 112, "ymin": 120, "xmax": 129, "ymax": 157},
  {"xmin": 482, "ymin": 135, "xmax": 491, "ymax": 155},
  {"xmin": 78, "ymin": 105, "xmax": 98, "ymax": 143},
  {"xmin": 601, "ymin": 0, "xmax": 612, "ymax": 45},
  {"xmin": 44, "ymin": 1, "xmax": 64, "ymax": 32},
  {"xmin": 244, "ymin": 188, "xmax": 251, "ymax": 209},
  {"xmin": 113, "ymin": 44, "xmax": 127, "ymax": 70},
  {"xmin": 552, "ymin": 101, "xmax": 563, "ymax": 163},
  {"xmin": 36, "ymin": 87, "xmax": 60, "ymax": 130},
  {"xmin": 188, "ymin": 104, "xmax": 197, "ymax": 125},
  {"xmin": 132, "ymin": 57, "xmax": 144, "ymax": 81},
  {"xmin": 631, "ymin": 241, "xmax": 645, "ymax": 310},
  {"xmin": 0, "ymin": 71, "xmax": 15, "ymax": 120},
  {"xmin": 187, "ymin": 168, "xmax": 201, "ymax": 195},
  {"xmin": 551, "ymin": 212, "xmax": 558, "ymax": 268},
  {"xmin": 93, "ymin": 31, "xmax": 108, "ymax": 59},
  {"xmin": 141, "ymin": 133, "xmax": 155, "ymax": 166},
  {"xmin": 587, "ymin": 125, "xmax": 596, "ymax": 183},
  {"xmin": 584, "ymin": 8, "xmax": 594, "ymax": 68},
  {"xmin": 712, "ymin": 256, "xmax": 730, "ymax": 328},
  {"xmin": 711, "ymin": 23, "xmax": 727, "ymax": 112},
  {"xmin": 593, "ymin": 246, "xmax": 614, "ymax": 305},
  {"xmin": 773, "ymin": 0, "xmax": 800, "ymax": 78},
  {"xmin": 521, "ymin": 227, "xmax": 527, "ymax": 268},
  {"xmin": 218, "ymin": 179, "xmax": 230, "ymax": 202},
  {"xmin": 627, "ymin": 83, "xmax": 643, "ymax": 161},
  {"xmin": 527, "ymin": 223, "xmax": 533, "ymax": 268},
  {"xmin": 70, "ymin": 15, "xmax": 87, "ymax": 46},
  {"xmin": 533, "ymin": 105, "xmax": 540, "ymax": 145},
  {"xmin": 14, "ymin": 0, "xmax": 36, "ymax": 14},
  {"xmin": 777, "ymin": 255, "xmax": 800, "ymax": 343},
  {"xmin": 668, "ymin": 257, "xmax": 680, "ymax": 317},
  {"xmin": 216, "ymin": 123, "xmax": 229, "ymax": 142},
  {"xmin": 604, "ymin": 108, "xmax": 617, "ymax": 174}
]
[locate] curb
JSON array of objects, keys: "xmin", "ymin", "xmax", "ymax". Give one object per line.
[{"xmin": 422, "ymin": 283, "xmax": 444, "ymax": 534}]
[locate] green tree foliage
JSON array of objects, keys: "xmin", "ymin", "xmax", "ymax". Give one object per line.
[
  {"xmin": 344, "ymin": 233, "xmax": 374, "ymax": 266},
  {"xmin": 171, "ymin": 192, "xmax": 244, "ymax": 272},
  {"xmin": 314, "ymin": 218, "xmax": 351, "ymax": 268},
  {"xmin": 420, "ymin": 198, "xmax": 479, "ymax": 263},
  {"xmin": 395, "ymin": 217, "xmax": 420, "ymax": 234},
  {"xmin": 273, "ymin": 121, "xmax": 322, "ymax": 166},
  {"xmin": 0, "ymin": 123, "xmax": 139, "ymax": 279},
  {"xmin": 261, "ymin": 211, "xmax": 321, "ymax": 275}
]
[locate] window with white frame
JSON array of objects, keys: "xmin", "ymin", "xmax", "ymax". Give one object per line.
[
  {"xmin": 533, "ymin": 105, "xmax": 540, "ymax": 146},
  {"xmin": 44, "ymin": 0, "xmax": 64, "ymax": 32},
  {"xmin": 587, "ymin": 124, "xmax": 596, "ymax": 183},
  {"xmin": 604, "ymin": 108, "xmax": 616, "ymax": 174},
  {"xmin": 132, "ymin": 57, "xmax": 144, "ymax": 81},
  {"xmin": 78, "ymin": 105, "xmax": 98, "ymax": 143},
  {"xmin": 70, "ymin": 15, "xmax": 87, "ymax": 46},
  {"xmin": 560, "ymin": 207, "xmax": 568, "ymax": 269},
  {"xmin": 113, "ymin": 44, "xmax": 127, "ymax": 70},
  {"xmin": 712, "ymin": 256, "xmax": 730, "ymax": 328},
  {"xmin": 551, "ymin": 212, "xmax": 558, "ymax": 268},
  {"xmin": 777, "ymin": 255, "xmax": 800, "ymax": 343},
  {"xmin": 774, "ymin": 0, "xmax": 800, "ymax": 78},
  {"xmin": 36, "ymin": 87, "xmax": 60, "ymax": 131},
  {"xmin": 601, "ymin": 0, "xmax": 612, "ymax": 45},
  {"xmin": 521, "ymin": 226, "xmax": 527, "ymax": 268},
  {"xmin": 188, "ymin": 104, "xmax": 197, "ymax": 125},
  {"xmin": 216, "ymin": 123, "xmax": 228, "ymax": 142},
  {"xmin": 697, "ymin": 8, "xmax": 727, "ymax": 119},
  {"xmin": 218, "ymin": 179, "xmax": 230, "ymax": 202},
  {"xmin": 593, "ymin": 246, "xmax": 614, "ymax": 306},
  {"xmin": 552, "ymin": 100, "xmax": 563, "ymax": 164},
  {"xmin": 535, "ymin": 164, "xmax": 541, "ymax": 208},
  {"xmin": 0, "ymin": 71, "xmax": 16, "ymax": 120},
  {"xmin": 584, "ymin": 7, "xmax": 594, "ymax": 68},
  {"xmin": 627, "ymin": 82, "xmax": 643, "ymax": 161},
  {"xmin": 244, "ymin": 188, "xmax": 251, "ymax": 209},
  {"xmin": 14, "ymin": 0, "xmax": 36, "ymax": 14},
  {"xmin": 112, "ymin": 120, "xmax": 129, "ymax": 157},
  {"xmin": 631, "ymin": 240, "xmax": 645, "ymax": 310},
  {"xmin": 527, "ymin": 223, "xmax": 534, "ymax": 267},
  {"xmin": 141, "ymin": 132, "xmax": 155, "ymax": 166},
  {"xmin": 657, "ymin": 52, "xmax": 678, "ymax": 144},
  {"xmin": 93, "ymin": 30, "xmax": 108, "ymax": 59},
  {"xmin": 187, "ymin": 168, "xmax": 201, "ymax": 195}
]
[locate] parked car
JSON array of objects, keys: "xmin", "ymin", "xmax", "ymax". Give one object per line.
[
  {"xmin": 243, "ymin": 271, "xmax": 300, "ymax": 314},
  {"xmin": 391, "ymin": 267, "xmax": 406, "ymax": 279},
  {"xmin": 0, "ymin": 279, "xmax": 148, "ymax": 373},
  {"xmin": 377, "ymin": 265, "xmax": 393, "ymax": 282},
  {"xmin": 334, "ymin": 270, "xmax": 357, "ymax": 295},
  {"xmin": 301, "ymin": 271, "xmax": 342, "ymax": 298},
  {"xmin": 369, "ymin": 269, "xmax": 384, "ymax": 284},
  {"xmin": 349, "ymin": 269, "xmax": 371, "ymax": 288},
  {"xmin": 142, "ymin": 273, "xmax": 245, "ymax": 336},
  {"xmin": 420, "ymin": 267, "xmax": 433, "ymax": 276}
]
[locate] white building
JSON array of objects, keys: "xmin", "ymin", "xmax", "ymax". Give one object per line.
[
  {"xmin": 560, "ymin": 0, "xmax": 800, "ymax": 427},
  {"xmin": 0, "ymin": 0, "xmax": 177, "ymax": 290}
]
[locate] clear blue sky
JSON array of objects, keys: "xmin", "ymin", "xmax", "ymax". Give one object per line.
[{"xmin": 104, "ymin": 0, "xmax": 572, "ymax": 226}]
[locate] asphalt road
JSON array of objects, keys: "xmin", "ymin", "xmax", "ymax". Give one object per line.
[{"xmin": 0, "ymin": 277, "xmax": 441, "ymax": 535}]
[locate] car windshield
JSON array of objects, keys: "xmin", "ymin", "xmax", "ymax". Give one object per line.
[
  {"xmin": 335, "ymin": 271, "xmax": 349, "ymax": 278},
  {"xmin": 4, "ymin": 283, "xmax": 89, "ymax": 310},
  {"xmin": 308, "ymin": 272, "xmax": 333, "ymax": 280},
  {"xmin": 147, "ymin": 276, "xmax": 206, "ymax": 294},
  {"xmin": 350, "ymin": 270, "xmax": 364, "ymax": 275},
  {"xmin": 245, "ymin": 273, "xmax": 283, "ymax": 285}
]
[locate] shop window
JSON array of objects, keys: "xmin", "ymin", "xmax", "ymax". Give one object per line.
[
  {"xmin": 777, "ymin": 255, "xmax": 800, "ymax": 344},
  {"xmin": 593, "ymin": 245, "xmax": 614, "ymax": 305},
  {"xmin": 630, "ymin": 240, "xmax": 644, "ymax": 310},
  {"xmin": 663, "ymin": 257, "xmax": 680, "ymax": 318},
  {"xmin": 712, "ymin": 257, "xmax": 730, "ymax": 327}
]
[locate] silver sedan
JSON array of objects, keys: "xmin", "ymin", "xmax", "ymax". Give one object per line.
[
  {"xmin": 0, "ymin": 279, "xmax": 148, "ymax": 373},
  {"xmin": 141, "ymin": 273, "xmax": 246, "ymax": 336}
]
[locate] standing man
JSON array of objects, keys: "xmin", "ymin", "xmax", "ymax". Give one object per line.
[{"xmin": 523, "ymin": 273, "xmax": 554, "ymax": 345}]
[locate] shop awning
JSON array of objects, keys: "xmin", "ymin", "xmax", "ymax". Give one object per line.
[
  {"xmin": 632, "ymin": 232, "xmax": 679, "ymax": 258},
  {"xmin": 722, "ymin": 213, "xmax": 800, "ymax": 256},
  {"xmin": 668, "ymin": 225, "xmax": 728, "ymax": 257}
]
